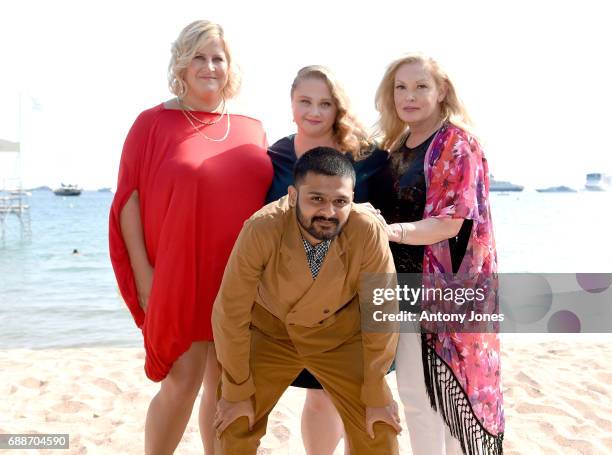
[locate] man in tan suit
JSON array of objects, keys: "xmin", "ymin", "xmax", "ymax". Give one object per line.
[{"xmin": 212, "ymin": 147, "xmax": 400, "ymax": 454}]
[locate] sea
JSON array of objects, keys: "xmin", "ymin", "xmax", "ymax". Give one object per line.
[{"xmin": 1, "ymin": 190, "xmax": 611, "ymax": 349}]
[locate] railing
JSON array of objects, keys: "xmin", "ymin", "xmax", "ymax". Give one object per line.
[{"xmin": 0, "ymin": 193, "xmax": 31, "ymax": 243}]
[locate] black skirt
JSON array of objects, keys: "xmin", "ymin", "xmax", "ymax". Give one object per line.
[
  {"xmin": 291, "ymin": 368, "xmax": 323, "ymax": 389},
  {"xmin": 290, "ymin": 362, "xmax": 397, "ymax": 389}
]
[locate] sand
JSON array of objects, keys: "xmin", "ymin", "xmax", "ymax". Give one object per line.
[{"xmin": 2, "ymin": 335, "xmax": 612, "ymax": 454}]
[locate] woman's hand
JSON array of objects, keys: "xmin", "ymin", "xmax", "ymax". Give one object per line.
[
  {"xmin": 135, "ymin": 263, "xmax": 154, "ymax": 312},
  {"xmin": 386, "ymin": 223, "xmax": 403, "ymax": 243},
  {"xmin": 356, "ymin": 202, "xmax": 389, "ymax": 227},
  {"xmin": 355, "ymin": 203, "xmax": 406, "ymax": 243}
]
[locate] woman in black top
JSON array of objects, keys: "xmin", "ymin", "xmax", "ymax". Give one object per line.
[{"xmin": 367, "ymin": 131, "xmax": 436, "ymax": 274}]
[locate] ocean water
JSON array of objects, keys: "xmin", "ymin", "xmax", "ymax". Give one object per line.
[
  {"xmin": 0, "ymin": 191, "xmax": 139, "ymax": 348},
  {"xmin": 0, "ymin": 190, "xmax": 611, "ymax": 349}
]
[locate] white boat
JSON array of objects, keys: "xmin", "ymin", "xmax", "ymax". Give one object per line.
[
  {"xmin": 585, "ymin": 173, "xmax": 611, "ymax": 191},
  {"xmin": 53, "ymin": 184, "xmax": 82, "ymax": 196},
  {"xmin": 536, "ymin": 185, "xmax": 577, "ymax": 193},
  {"xmin": 489, "ymin": 175, "xmax": 524, "ymax": 192}
]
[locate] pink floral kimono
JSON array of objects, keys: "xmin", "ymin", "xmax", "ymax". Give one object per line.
[{"xmin": 421, "ymin": 122, "xmax": 504, "ymax": 454}]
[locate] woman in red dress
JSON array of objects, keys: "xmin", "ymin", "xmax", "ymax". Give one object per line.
[{"xmin": 109, "ymin": 20, "xmax": 272, "ymax": 454}]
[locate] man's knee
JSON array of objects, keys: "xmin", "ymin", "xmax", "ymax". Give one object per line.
[
  {"xmin": 216, "ymin": 416, "xmax": 259, "ymax": 455},
  {"xmin": 348, "ymin": 421, "xmax": 399, "ymax": 454}
]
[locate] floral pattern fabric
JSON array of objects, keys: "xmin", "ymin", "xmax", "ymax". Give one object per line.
[{"xmin": 422, "ymin": 122, "xmax": 504, "ymax": 438}]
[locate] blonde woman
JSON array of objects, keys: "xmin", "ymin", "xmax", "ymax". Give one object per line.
[
  {"xmin": 368, "ymin": 53, "xmax": 504, "ymax": 454},
  {"xmin": 266, "ymin": 65, "xmax": 389, "ymax": 455},
  {"xmin": 109, "ymin": 20, "xmax": 272, "ymax": 454}
]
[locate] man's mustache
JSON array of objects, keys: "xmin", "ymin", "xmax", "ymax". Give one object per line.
[{"xmin": 311, "ymin": 216, "xmax": 339, "ymax": 225}]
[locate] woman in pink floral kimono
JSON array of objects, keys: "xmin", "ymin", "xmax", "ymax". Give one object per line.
[{"xmin": 368, "ymin": 53, "xmax": 504, "ymax": 455}]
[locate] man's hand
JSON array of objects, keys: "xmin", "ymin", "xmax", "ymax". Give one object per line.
[
  {"xmin": 365, "ymin": 400, "xmax": 402, "ymax": 438},
  {"xmin": 214, "ymin": 397, "xmax": 255, "ymax": 438}
]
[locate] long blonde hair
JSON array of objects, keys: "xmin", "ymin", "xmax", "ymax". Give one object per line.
[
  {"xmin": 168, "ymin": 20, "xmax": 241, "ymax": 100},
  {"xmin": 374, "ymin": 53, "xmax": 473, "ymax": 151},
  {"xmin": 291, "ymin": 65, "xmax": 371, "ymax": 159}
]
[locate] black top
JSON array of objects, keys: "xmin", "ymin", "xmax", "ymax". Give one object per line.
[
  {"xmin": 368, "ymin": 132, "xmax": 436, "ymax": 274},
  {"xmin": 369, "ymin": 130, "xmax": 474, "ymax": 275},
  {"xmin": 265, "ymin": 135, "xmax": 389, "ymax": 204}
]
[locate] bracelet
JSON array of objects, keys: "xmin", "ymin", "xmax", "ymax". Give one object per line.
[{"xmin": 399, "ymin": 223, "xmax": 406, "ymax": 244}]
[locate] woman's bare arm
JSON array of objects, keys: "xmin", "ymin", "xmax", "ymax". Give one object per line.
[
  {"xmin": 387, "ymin": 218, "xmax": 463, "ymax": 245},
  {"xmin": 358, "ymin": 203, "xmax": 464, "ymax": 246},
  {"xmin": 120, "ymin": 191, "xmax": 153, "ymax": 311}
]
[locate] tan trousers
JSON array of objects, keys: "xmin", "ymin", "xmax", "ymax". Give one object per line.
[{"xmin": 215, "ymin": 327, "xmax": 399, "ymax": 454}]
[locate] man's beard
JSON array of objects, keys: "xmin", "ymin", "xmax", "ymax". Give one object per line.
[{"xmin": 296, "ymin": 202, "xmax": 342, "ymax": 241}]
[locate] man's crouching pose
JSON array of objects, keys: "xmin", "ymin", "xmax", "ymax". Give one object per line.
[{"xmin": 212, "ymin": 147, "xmax": 400, "ymax": 454}]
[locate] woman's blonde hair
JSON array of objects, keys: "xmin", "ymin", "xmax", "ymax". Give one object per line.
[
  {"xmin": 168, "ymin": 20, "xmax": 240, "ymax": 100},
  {"xmin": 374, "ymin": 53, "xmax": 473, "ymax": 151},
  {"xmin": 291, "ymin": 65, "xmax": 371, "ymax": 159}
]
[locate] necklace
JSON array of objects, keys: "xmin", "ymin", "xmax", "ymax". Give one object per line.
[
  {"xmin": 180, "ymin": 106, "xmax": 231, "ymax": 142},
  {"xmin": 177, "ymin": 97, "xmax": 226, "ymax": 126}
]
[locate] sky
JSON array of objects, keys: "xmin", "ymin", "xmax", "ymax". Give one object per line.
[{"xmin": 1, "ymin": 0, "xmax": 611, "ymax": 190}]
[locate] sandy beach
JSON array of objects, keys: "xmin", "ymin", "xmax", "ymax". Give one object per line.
[{"xmin": 2, "ymin": 336, "xmax": 612, "ymax": 454}]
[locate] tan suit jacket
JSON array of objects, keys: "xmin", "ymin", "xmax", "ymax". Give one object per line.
[{"xmin": 212, "ymin": 196, "xmax": 399, "ymax": 407}]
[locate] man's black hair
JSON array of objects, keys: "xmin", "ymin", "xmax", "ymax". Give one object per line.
[{"xmin": 293, "ymin": 147, "xmax": 356, "ymax": 187}]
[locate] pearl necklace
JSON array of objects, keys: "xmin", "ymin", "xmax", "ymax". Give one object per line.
[
  {"xmin": 178, "ymin": 97, "xmax": 225, "ymax": 126},
  {"xmin": 178, "ymin": 98, "xmax": 231, "ymax": 142}
]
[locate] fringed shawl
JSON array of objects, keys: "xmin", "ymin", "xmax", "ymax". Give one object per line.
[{"xmin": 421, "ymin": 122, "xmax": 504, "ymax": 454}]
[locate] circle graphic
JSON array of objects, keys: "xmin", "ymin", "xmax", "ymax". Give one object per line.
[
  {"xmin": 576, "ymin": 273, "xmax": 612, "ymax": 294},
  {"xmin": 499, "ymin": 274, "xmax": 553, "ymax": 325},
  {"xmin": 547, "ymin": 310, "xmax": 581, "ymax": 333}
]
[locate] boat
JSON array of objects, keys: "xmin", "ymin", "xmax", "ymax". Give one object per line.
[
  {"xmin": 536, "ymin": 185, "xmax": 577, "ymax": 193},
  {"xmin": 53, "ymin": 184, "xmax": 82, "ymax": 196},
  {"xmin": 489, "ymin": 175, "xmax": 524, "ymax": 192},
  {"xmin": 585, "ymin": 173, "xmax": 611, "ymax": 191},
  {"xmin": 97, "ymin": 187, "xmax": 113, "ymax": 193}
]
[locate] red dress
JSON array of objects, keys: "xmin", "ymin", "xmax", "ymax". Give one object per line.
[{"xmin": 109, "ymin": 104, "xmax": 272, "ymax": 381}]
